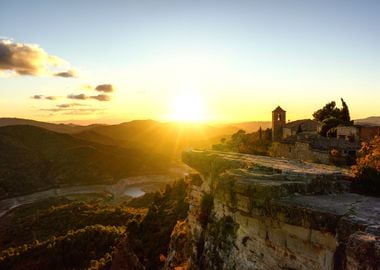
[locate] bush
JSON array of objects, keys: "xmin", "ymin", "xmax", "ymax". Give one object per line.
[{"xmin": 352, "ymin": 137, "xmax": 380, "ymax": 196}]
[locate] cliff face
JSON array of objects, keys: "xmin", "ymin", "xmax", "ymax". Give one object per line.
[{"xmin": 165, "ymin": 150, "xmax": 380, "ymax": 270}]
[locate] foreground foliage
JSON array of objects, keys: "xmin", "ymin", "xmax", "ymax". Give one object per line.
[
  {"xmin": 0, "ymin": 179, "xmax": 189, "ymax": 269},
  {"xmin": 352, "ymin": 137, "xmax": 380, "ymax": 196},
  {"xmin": 0, "ymin": 225, "xmax": 123, "ymax": 270},
  {"xmin": 127, "ymin": 179, "xmax": 189, "ymax": 269},
  {"xmin": 0, "ymin": 197, "xmax": 146, "ymax": 249}
]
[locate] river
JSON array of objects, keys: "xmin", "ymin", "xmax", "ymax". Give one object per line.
[
  {"xmin": 0, "ymin": 184, "xmax": 147, "ymax": 219},
  {"xmin": 0, "ymin": 164, "xmax": 194, "ymax": 219}
]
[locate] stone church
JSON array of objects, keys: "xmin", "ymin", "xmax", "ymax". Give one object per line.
[{"xmin": 270, "ymin": 106, "xmax": 359, "ymax": 165}]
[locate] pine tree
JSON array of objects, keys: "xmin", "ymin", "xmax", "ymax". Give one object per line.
[{"xmin": 340, "ymin": 98, "xmax": 351, "ymax": 125}]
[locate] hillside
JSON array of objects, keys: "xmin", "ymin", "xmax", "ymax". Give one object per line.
[
  {"xmin": 0, "ymin": 118, "xmax": 259, "ymax": 160},
  {"xmin": 0, "ymin": 118, "xmax": 100, "ymax": 134},
  {"xmin": 75, "ymin": 120, "xmax": 239, "ymax": 158},
  {"xmin": 220, "ymin": 121, "xmax": 271, "ymax": 133},
  {"xmin": 354, "ymin": 116, "xmax": 380, "ymax": 126},
  {"xmin": 0, "ymin": 180, "xmax": 188, "ymax": 270},
  {"xmin": 0, "ymin": 125, "xmax": 169, "ymax": 198}
]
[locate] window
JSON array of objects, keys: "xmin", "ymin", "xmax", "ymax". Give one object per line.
[{"xmin": 277, "ymin": 113, "xmax": 281, "ymax": 121}]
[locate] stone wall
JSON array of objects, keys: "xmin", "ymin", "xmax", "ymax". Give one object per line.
[
  {"xmin": 270, "ymin": 142, "xmax": 330, "ymax": 164},
  {"xmin": 165, "ymin": 150, "xmax": 380, "ymax": 270}
]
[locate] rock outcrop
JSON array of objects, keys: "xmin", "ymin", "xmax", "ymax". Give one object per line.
[{"xmin": 165, "ymin": 150, "xmax": 380, "ymax": 270}]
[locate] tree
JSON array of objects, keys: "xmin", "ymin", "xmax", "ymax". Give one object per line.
[
  {"xmin": 320, "ymin": 117, "xmax": 341, "ymax": 137},
  {"xmin": 340, "ymin": 98, "xmax": 351, "ymax": 125},
  {"xmin": 313, "ymin": 98, "xmax": 352, "ymax": 136},
  {"xmin": 312, "ymin": 101, "xmax": 340, "ymax": 122},
  {"xmin": 352, "ymin": 137, "xmax": 380, "ymax": 196}
]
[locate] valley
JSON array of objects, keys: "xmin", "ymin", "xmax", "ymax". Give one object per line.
[{"xmin": 0, "ymin": 164, "xmax": 194, "ymax": 219}]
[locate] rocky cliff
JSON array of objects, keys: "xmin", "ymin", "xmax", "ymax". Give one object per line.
[{"xmin": 165, "ymin": 150, "xmax": 380, "ymax": 270}]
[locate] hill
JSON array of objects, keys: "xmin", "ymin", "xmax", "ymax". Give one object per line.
[
  {"xmin": 219, "ymin": 121, "xmax": 271, "ymax": 133},
  {"xmin": 75, "ymin": 120, "xmax": 240, "ymax": 158},
  {"xmin": 0, "ymin": 117, "xmax": 100, "ymax": 134},
  {"xmin": 0, "ymin": 125, "xmax": 169, "ymax": 198},
  {"xmin": 354, "ymin": 116, "xmax": 380, "ymax": 126},
  {"xmin": 0, "ymin": 118, "xmax": 253, "ymax": 159}
]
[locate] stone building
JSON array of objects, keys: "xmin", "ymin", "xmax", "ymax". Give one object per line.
[
  {"xmin": 270, "ymin": 133, "xmax": 360, "ymax": 165},
  {"xmin": 283, "ymin": 119, "xmax": 319, "ymax": 138},
  {"xmin": 334, "ymin": 125, "xmax": 379, "ymax": 142},
  {"xmin": 356, "ymin": 124, "xmax": 380, "ymax": 141},
  {"xmin": 271, "ymin": 106, "xmax": 319, "ymax": 140},
  {"xmin": 336, "ymin": 126, "xmax": 358, "ymax": 142},
  {"xmin": 270, "ymin": 106, "xmax": 360, "ymax": 165},
  {"xmin": 272, "ymin": 106, "xmax": 286, "ymax": 141}
]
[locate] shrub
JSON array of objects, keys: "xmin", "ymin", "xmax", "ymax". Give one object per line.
[{"xmin": 352, "ymin": 137, "xmax": 380, "ymax": 196}]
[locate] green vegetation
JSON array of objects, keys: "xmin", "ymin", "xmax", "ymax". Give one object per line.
[
  {"xmin": 0, "ymin": 196, "xmax": 133, "ymax": 269},
  {"xmin": 127, "ymin": 179, "xmax": 189, "ymax": 269},
  {"xmin": 0, "ymin": 178, "xmax": 189, "ymax": 269},
  {"xmin": 0, "ymin": 197, "xmax": 146, "ymax": 249},
  {"xmin": 313, "ymin": 98, "xmax": 353, "ymax": 137},
  {"xmin": 0, "ymin": 125, "xmax": 169, "ymax": 198},
  {"xmin": 0, "ymin": 225, "xmax": 123, "ymax": 270},
  {"xmin": 212, "ymin": 128, "xmax": 272, "ymax": 155},
  {"xmin": 352, "ymin": 137, "xmax": 380, "ymax": 196}
]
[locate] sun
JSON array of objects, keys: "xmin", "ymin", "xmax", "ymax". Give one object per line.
[{"xmin": 169, "ymin": 92, "xmax": 205, "ymax": 122}]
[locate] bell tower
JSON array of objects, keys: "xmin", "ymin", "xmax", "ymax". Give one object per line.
[{"xmin": 272, "ymin": 106, "xmax": 286, "ymax": 141}]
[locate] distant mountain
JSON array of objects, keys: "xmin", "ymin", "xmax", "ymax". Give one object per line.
[
  {"xmin": 0, "ymin": 125, "xmax": 169, "ymax": 198},
  {"xmin": 354, "ymin": 116, "xmax": 380, "ymax": 126},
  {"xmin": 0, "ymin": 117, "xmax": 101, "ymax": 134},
  {"xmin": 221, "ymin": 121, "xmax": 271, "ymax": 133},
  {"xmin": 77, "ymin": 120, "xmax": 240, "ymax": 157},
  {"xmin": 0, "ymin": 118, "xmax": 256, "ymax": 160}
]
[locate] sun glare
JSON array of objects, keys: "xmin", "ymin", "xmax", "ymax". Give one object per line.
[{"xmin": 169, "ymin": 92, "xmax": 205, "ymax": 122}]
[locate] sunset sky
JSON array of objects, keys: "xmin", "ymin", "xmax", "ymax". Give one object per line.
[{"xmin": 1, "ymin": 0, "xmax": 379, "ymax": 124}]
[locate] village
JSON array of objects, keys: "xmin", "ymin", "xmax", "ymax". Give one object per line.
[
  {"xmin": 214, "ymin": 99, "xmax": 380, "ymax": 167},
  {"xmin": 270, "ymin": 104, "xmax": 380, "ymax": 166}
]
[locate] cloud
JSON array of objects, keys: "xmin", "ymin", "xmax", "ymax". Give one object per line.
[
  {"xmin": 54, "ymin": 69, "xmax": 77, "ymax": 78},
  {"xmin": 0, "ymin": 39, "xmax": 74, "ymax": 77},
  {"xmin": 91, "ymin": 94, "xmax": 111, "ymax": 101},
  {"xmin": 95, "ymin": 84, "xmax": 114, "ymax": 93},
  {"xmin": 31, "ymin": 94, "xmax": 43, "ymax": 99},
  {"xmin": 67, "ymin": 93, "xmax": 111, "ymax": 102},
  {"xmin": 67, "ymin": 93, "xmax": 87, "ymax": 100},
  {"xmin": 45, "ymin": 96, "xmax": 58, "ymax": 100},
  {"xmin": 40, "ymin": 103, "xmax": 104, "ymax": 115},
  {"xmin": 56, "ymin": 103, "xmax": 86, "ymax": 108},
  {"xmin": 41, "ymin": 107, "xmax": 103, "ymax": 113},
  {"xmin": 31, "ymin": 95, "xmax": 59, "ymax": 100}
]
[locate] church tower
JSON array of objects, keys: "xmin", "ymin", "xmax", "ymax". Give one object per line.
[{"xmin": 272, "ymin": 106, "xmax": 286, "ymax": 141}]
